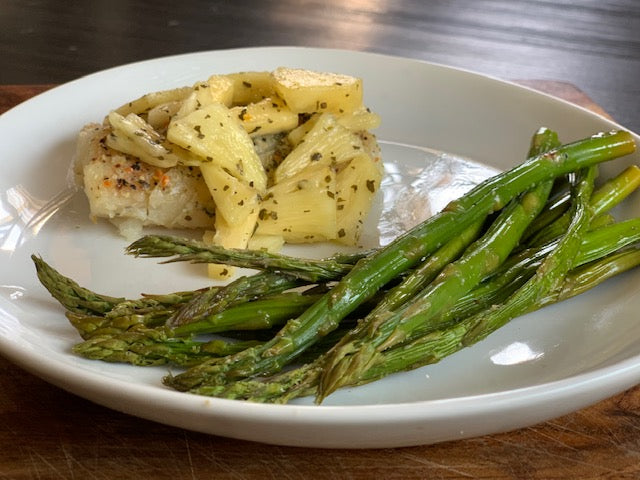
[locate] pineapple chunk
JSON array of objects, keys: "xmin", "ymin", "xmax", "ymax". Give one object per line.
[
  {"xmin": 106, "ymin": 111, "xmax": 202, "ymax": 168},
  {"xmin": 275, "ymin": 113, "xmax": 364, "ymax": 183},
  {"xmin": 115, "ymin": 86, "xmax": 193, "ymax": 116},
  {"xmin": 226, "ymin": 71, "xmax": 277, "ymax": 105},
  {"xmin": 287, "ymin": 107, "xmax": 380, "ymax": 148},
  {"xmin": 167, "ymin": 103, "xmax": 267, "ymax": 192},
  {"xmin": 247, "ymin": 234, "xmax": 285, "ymax": 253},
  {"xmin": 176, "ymin": 75, "xmax": 233, "ymax": 118},
  {"xmin": 336, "ymin": 106, "xmax": 381, "ymax": 132},
  {"xmin": 146, "ymin": 101, "xmax": 182, "ymax": 130},
  {"xmin": 199, "ymin": 162, "xmax": 260, "ymax": 225},
  {"xmin": 335, "ymin": 153, "xmax": 382, "ymax": 245},
  {"xmin": 286, "ymin": 114, "xmax": 320, "ymax": 147},
  {"xmin": 175, "ymin": 76, "xmax": 234, "ymax": 118},
  {"xmin": 206, "ymin": 74, "xmax": 235, "ymax": 106},
  {"xmin": 230, "ymin": 97, "xmax": 299, "ymax": 137},
  {"xmin": 256, "ymin": 164, "xmax": 337, "ymax": 243},
  {"xmin": 203, "ymin": 208, "xmax": 259, "ymax": 279},
  {"xmin": 272, "ymin": 67, "xmax": 363, "ymax": 114},
  {"xmin": 174, "ymin": 92, "xmax": 200, "ymax": 118}
]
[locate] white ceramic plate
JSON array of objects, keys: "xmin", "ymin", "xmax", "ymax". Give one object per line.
[{"xmin": 1, "ymin": 47, "xmax": 639, "ymax": 449}]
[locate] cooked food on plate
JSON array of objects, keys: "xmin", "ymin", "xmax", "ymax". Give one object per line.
[
  {"xmin": 73, "ymin": 67, "xmax": 383, "ymax": 278},
  {"xmin": 37, "ymin": 121, "xmax": 640, "ymax": 404}
]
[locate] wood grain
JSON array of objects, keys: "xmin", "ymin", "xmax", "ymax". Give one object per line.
[{"xmin": 1, "ymin": 82, "xmax": 639, "ymax": 479}]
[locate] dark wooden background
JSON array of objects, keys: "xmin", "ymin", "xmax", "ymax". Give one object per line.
[
  {"xmin": 2, "ymin": 0, "xmax": 639, "ymax": 133},
  {"xmin": 1, "ymin": 1, "xmax": 640, "ymax": 478}
]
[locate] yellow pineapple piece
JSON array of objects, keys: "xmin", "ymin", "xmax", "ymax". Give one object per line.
[
  {"xmin": 206, "ymin": 74, "xmax": 235, "ymax": 106},
  {"xmin": 199, "ymin": 162, "xmax": 260, "ymax": 226},
  {"xmin": 272, "ymin": 67, "xmax": 363, "ymax": 114},
  {"xmin": 286, "ymin": 114, "xmax": 320, "ymax": 147},
  {"xmin": 203, "ymin": 208, "xmax": 258, "ymax": 279},
  {"xmin": 247, "ymin": 234, "xmax": 285, "ymax": 253},
  {"xmin": 226, "ymin": 71, "xmax": 277, "ymax": 105},
  {"xmin": 336, "ymin": 106, "xmax": 381, "ymax": 132},
  {"xmin": 275, "ymin": 113, "xmax": 364, "ymax": 183},
  {"xmin": 146, "ymin": 101, "xmax": 183, "ymax": 130},
  {"xmin": 174, "ymin": 76, "xmax": 234, "ymax": 118},
  {"xmin": 106, "ymin": 111, "xmax": 202, "ymax": 168},
  {"xmin": 115, "ymin": 86, "xmax": 193, "ymax": 116},
  {"xmin": 335, "ymin": 153, "xmax": 382, "ymax": 245},
  {"xmin": 167, "ymin": 103, "xmax": 267, "ymax": 192},
  {"xmin": 230, "ymin": 97, "xmax": 298, "ymax": 137},
  {"xmin": 256, "ymin": 163, "xmax": 337, "ymax": 243}
]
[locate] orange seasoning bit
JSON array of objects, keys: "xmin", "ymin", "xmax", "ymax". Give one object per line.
[
  {"xmin": 153, "ymin": 169, "xmax": 171, "ymax": 188},
  {"xmin": 160, "ymin": 174, "xmax": 170, "ymax": 188}
]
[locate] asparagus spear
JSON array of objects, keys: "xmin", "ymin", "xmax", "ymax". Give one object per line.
[
  {"xmin": 32, "ymin": 253, "xmax": 310, "ymax": 340},
  {"xmin": 189, "ymin": 218, "xmax": 489, "ymax": 400},
  {"xmin": 195, "ymin": 244, "xmax": 640, "ymax": 403},
  {"xmin": 371, "ymin": 127, "xmax": 560, "ymax": 318},
  {"xmin": 171, "ymin": 292, "xmax": 323, "ymax": 335},
  {"xmin": 67, "ymin": 219, "xmax": 482, "ymax": 366},
  {"xmin": 367, "ymin": 217, "xmax": 486, "ymax": 316},
  {"xmin": 166, "ymin": 271, "xmax": 304, "ymax": 327},
  {"xmin": 316, "ymin": 178, "xmax": 554, "ymax": 399},
  {"xmin": 32, "ymin": 254, "xmax": 126, "ymax": 315},
  {"xmin": 127, "ymin": 235, "xmax": 355, "ymax": 282},
  {"xmin": 429, "ymin": 215, "xmax": 640, "ymax": 332},
  {"xmin": 71, "ymin": 294, "xmax": 349, "ymax": 367},
  {"xmin": 164, "ymin": 131, "xmax": 635, "ymax": 391},
  {"xmin": 528, "ymin": 164, "xmax": 640, "ymax": 246},
  {"xmin": 312, "ymin": 129, "xmax": 564, "ymax": 399},
  {"xmin": 367, "ymin": 243, "xmax": 640, "ymax": 383},
  {"xmin": 72, "ymin": 329, "xmax": 264, "ymax": 367},
  {"xmin": 68, "ymin": 291, "xmax": 323, "ymax": 341},
  {"xmin": 32, "ymin": 254, "xmax": 217, "ymax": 322},
  {"xmin": 462, "ymin": 165, "xmax": 597, "ymax": 344},
  {"xmin": 206, "ymin": 165, "xmax": 619, "ymax": 403}
]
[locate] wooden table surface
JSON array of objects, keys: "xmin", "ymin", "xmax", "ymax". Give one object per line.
[{"xmin": 1, "ymin": 1, "xmax": 640, "ymax": 478}]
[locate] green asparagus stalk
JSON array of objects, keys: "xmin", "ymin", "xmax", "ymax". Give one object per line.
[
  {"xmin": 166, "ymin": 271, "xmax": 304, "ymax": 327},
  {"xmin": 368, "ymin": 217, "xmax": 486, "ymax": 316},
  {"xmin": 365, "ymin": 243, "xmax": 640, "ymax": 385},
  {"xmin": 195, "ymin": 244, "xmax": 640, "ymax": 403},
  {"xmin": 72, "ymin": 329, "xmax": 263, "ymax": 367},
  {"xmin": 311, "ymin": 128, "xmax": 564, "ymax": 399},
  {"xmin": 316, "ymin": 178, "xmax": 554, "ymax": 400},
  {"xmin": 66, "ymin": 311, "xmax": 162, "ymax": 340},
  {"xmin": 68, "ymin": 290, "xmax": 323, "ymax": 341},
  {"xmin": 370, "ymin": 127, "xmax": 559, "ymax": 318},
  {"xmin": 528, "ymin": 164, "xmax": 640, "ymax": 246},
  {"xmin": 32, "ymin": 255, "xmax": 126, "ymax": 315},
  {"xmin": 71, "ymin": 294, "xmax": 348, "ymax": 367},
  {"xmin": 208, "ymin": 165, "xmax": 635, "ymax": 403},
  {"xmin": 430, "ymin": 215, "xmax": 640, "ymax": 331},
  {"xmin": 462, "ymin": 165, "xmax": 597, "ymax": 344},
  {"xmin": 32, "ymin": 254, "xmax": 219, "ymax": 325},
  {"xmin": 163, "ymin": 131, "xmax": 635, "ymax": 392},
  {"xmin": 127, "ymin": 235, "xmax": 355, "ymax": 282},
  {"xmin": 191, "ymin": 217, "xmax": 486, "ymax": 400},
  {"xmin": 171, "ymin": 292, "xmax": 323, "ymax": 335}
]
